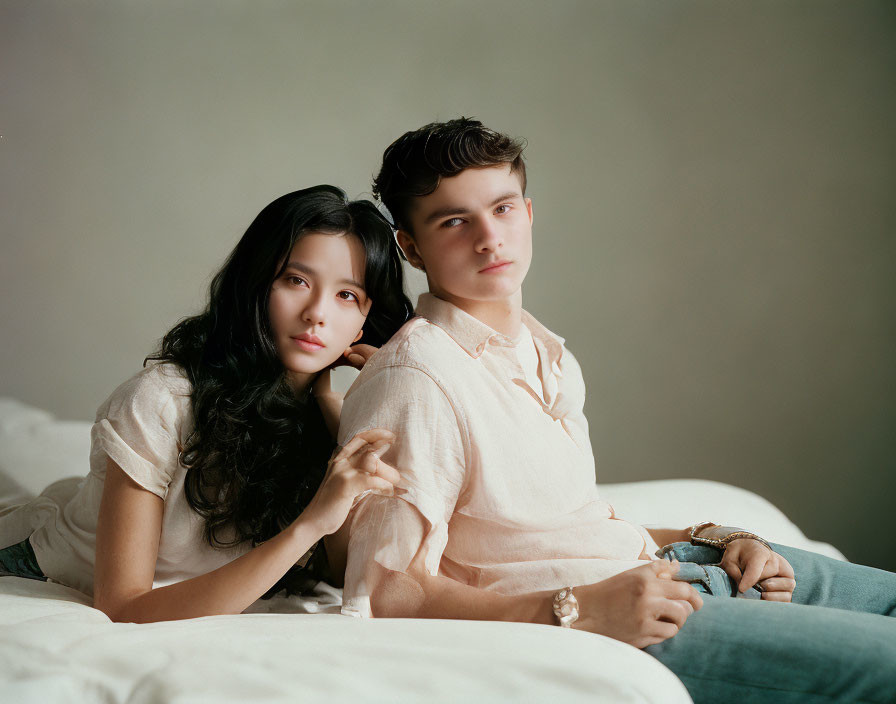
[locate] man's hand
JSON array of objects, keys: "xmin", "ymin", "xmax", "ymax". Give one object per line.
[
  {"xmin": 720, "ymin": 539, "xmax": 796, "ymax": 602},
  {"xmin": 572, "ymin": 561, "xmax": 704, "ymax": 648}
]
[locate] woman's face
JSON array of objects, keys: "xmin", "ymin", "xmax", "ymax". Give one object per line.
[{"xmin": 268, "ymin": 232, "xmax": 371, "ymax": 390}]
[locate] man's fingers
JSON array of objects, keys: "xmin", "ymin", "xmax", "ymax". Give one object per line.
[
  {"xmin": 776, "ymin": 556, "xmax": 795, "ymax": 579},
  {"xmin": 658, "ymin": 599, "xmax": 692, "ymax": 628},
  {"xmin": 738, "ymin": 555, "xmax": 769, "ymax": 593},
  {"xmin": 720, "ymin": 556, "xmax": 743, "ymax": 584},
  {"xmin": 651, "ymin": 559, "xmax": 680, "ymax": 578},
  {"xmin": 760, "ymin": 590, "xmax": 793, "ymax": 603},
  {"xmin": 757, "ymin": 577, "xmax": 796, "ymax": 593},
  {"xmin": 661, "ymin": 579, "xmax": 703, "ymax": 611},
  {"xmin": 650, "ymin": 620, "xmax": 680, "ymax": 643}
]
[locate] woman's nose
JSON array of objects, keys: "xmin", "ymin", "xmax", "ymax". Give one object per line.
[{"xmin": 301, "ymin": 296, "xmax": 326, "ymax": 326}]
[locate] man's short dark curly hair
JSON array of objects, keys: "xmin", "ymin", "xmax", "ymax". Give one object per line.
[{"xmin": 372, "ymin": 117, "xmax": 527, "ymax": 233}]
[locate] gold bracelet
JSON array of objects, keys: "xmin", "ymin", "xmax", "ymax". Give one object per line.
[{"xmin": 689, "ymin": 522, "xmax": 772, "ymax": 552}]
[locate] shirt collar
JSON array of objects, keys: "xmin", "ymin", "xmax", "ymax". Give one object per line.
[{"xmin": 415, "ymin": 293, "xmax": 565, "ymax": 361}]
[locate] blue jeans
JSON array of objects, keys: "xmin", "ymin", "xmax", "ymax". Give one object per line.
[
  {"xmin": 646, "ymin": 543, "xmax": 896, "ymax": 703},
  {"xmin": 0, "ymin": 538, "xmax": 47, "ymax": 581}
]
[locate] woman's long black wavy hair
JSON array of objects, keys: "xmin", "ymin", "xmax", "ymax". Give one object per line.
[{"xmin": 147, "ymin": 185, "xmax": 413, "ymax": 594}]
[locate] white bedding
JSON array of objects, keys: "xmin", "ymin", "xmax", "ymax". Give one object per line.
[{"xmin": 0, "ymin": 398, "xmax": 844, "ymax": 703}]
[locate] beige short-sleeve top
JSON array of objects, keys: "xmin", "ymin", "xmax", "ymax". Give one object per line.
[{"xmin": 3, "ymin": 363, "xmax": 247, "ymax": 596}]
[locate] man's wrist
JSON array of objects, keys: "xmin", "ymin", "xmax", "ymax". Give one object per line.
[{"xmin": 689, "ymin": 522, "xmax": 772, "ymax": 552}]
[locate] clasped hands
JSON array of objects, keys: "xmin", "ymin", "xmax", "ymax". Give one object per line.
[
  {"xmin": 720, "ymin": 538, "xmax": 795, "ymax": 602},
  {"xmin": 572, "ymin": 538, "xmax": 794, "ymax": 649}
]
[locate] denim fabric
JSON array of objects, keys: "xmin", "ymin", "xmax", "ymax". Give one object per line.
[
  {"xmin": 645, "ymin": 543, "xmax": 896, "ymax": 704},
  {"xmin": 656, "ymin": 542, "xmax": 761, "ymax": 599},
  {"xmin": 0, "ymin": 538, "xmax": 47, "ymax": 581}
]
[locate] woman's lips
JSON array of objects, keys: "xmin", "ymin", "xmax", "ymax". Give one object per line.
[
  {"xmin": 479, "ymin": 260, "xmax": 512, "ymax": 274},
  {"xmin": 292, "ymin": 336, "xmax": 324, "ymax": 351}
]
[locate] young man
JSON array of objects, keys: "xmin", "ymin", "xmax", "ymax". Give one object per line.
[{"xmin": 337, "ymin": 118, "xmax": 896, "ymax": 702}]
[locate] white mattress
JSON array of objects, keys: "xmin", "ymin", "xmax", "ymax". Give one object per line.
[{"xmin": 0, "ymin": 397, "xmax": 844, "ymax": 702}]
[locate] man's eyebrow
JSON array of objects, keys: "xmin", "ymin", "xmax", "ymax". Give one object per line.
[
  {"xmin": 283, "ymin": 261, "xmax": 364, "ymax": 290},
  {"xmin": 422, "ymin": 191, "xmax": 523, "ymax": 225}
]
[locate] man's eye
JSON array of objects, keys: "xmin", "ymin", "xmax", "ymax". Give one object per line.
[
  {"xmin": 495, "ymin": 204, "xmax": 511, "ymax": 214},
  {"xmin": 442, "ymin": 218, "xmax": 464, "ymax": 228}
]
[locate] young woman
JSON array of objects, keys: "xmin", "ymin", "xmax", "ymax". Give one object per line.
[{"xmin": 0, "ymin": 185, "xmax": 413, "ymax": 622}]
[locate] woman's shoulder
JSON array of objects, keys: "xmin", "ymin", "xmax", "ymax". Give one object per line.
[{"xmin": 95, "ymin": 362, "xmax": 192, "ymax": 425}]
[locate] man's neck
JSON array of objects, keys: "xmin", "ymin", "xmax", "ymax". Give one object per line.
[{"xmin": 431, "ymin": 289, "xmax": 523, "ymax": 338}]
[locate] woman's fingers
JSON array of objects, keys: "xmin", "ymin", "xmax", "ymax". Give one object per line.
[
  {"xmin": 370, "ymin": 459, "xmax": 400, "ymax": 485},
  {"xmin": 358, "ymin": 474, "xmax": 396, "ymax": 495},
  {"xmin": 345, "ymin": 344, "xmax": 378, "ymax": 369},
  {"xmin": 332, "ymin": 429, "xmax": 396, "ymax": 463}
]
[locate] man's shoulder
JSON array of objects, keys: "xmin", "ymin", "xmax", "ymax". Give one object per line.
[{"xmin": 364, "ymin": 316, "xmax": 460, "ymax": 375}]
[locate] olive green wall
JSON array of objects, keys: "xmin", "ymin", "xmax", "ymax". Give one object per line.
[{"xmin": 1, "ymin": 1, "xmax": 894, "ymax": 569}]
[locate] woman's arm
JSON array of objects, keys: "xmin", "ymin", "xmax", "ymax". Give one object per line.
[{"xmin": 93, "ymin": 429, "xmax": 398, "ymax": 623}]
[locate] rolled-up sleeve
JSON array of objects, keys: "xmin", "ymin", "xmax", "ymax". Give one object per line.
[
  {"xmin": 337, "ymin": 365, "xmax": 466, "ymax": 616},
  {"xmin": 90, "ymin": 367, "xmax": 185, "ymax": 499}
]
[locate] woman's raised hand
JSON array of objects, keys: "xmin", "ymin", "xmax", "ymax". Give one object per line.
[
  {"xmin": 572, "ymin": 561, "xmax": 704, "ymax": 648},
  {"xmin": 301, "ymin": 429, "xmax": 400, "ymax": 537},
  {"xmin": 342, "ymin": 343, "xmax": 378, "ymax": 370}
]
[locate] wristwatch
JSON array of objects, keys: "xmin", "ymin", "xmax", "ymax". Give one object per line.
[{"xmin": 552, "ymin": 587, "xmax": 579, "ymax": 628}]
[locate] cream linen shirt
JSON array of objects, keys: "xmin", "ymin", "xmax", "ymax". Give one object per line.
[
  {"xmin": 339, "ymin": 294, "xmax": 653, "ymax": 617},
  {"xmin": 3, "ymin": 364, "xmax": 247, "ymax": 596}
]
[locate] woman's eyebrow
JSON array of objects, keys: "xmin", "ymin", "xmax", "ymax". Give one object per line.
[{"xmin": 284, "ymin": 261, "xmax": 364, "ymax": 290}]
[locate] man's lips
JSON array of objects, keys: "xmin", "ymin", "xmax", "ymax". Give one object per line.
[
  {"xmin": 479, "ymin": 260, "xmax": 512, "ymax": 273},
  {"xmin": 291, "ymin": 333, "xmax": 325, "ymax": 351}
]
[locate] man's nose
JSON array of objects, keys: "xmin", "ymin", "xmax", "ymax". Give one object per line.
[{"xmin": 473, "ymin": 218, "xmax": 503, "ymax": 253}]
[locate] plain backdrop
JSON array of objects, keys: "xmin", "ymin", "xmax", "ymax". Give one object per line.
[{"xmin": 1, "ymin": 1, "xmax": 894, "ymax": 571}]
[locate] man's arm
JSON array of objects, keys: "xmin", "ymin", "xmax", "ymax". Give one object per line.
[{"xmin": 346, "ymin": 494, "xmax": 703, "ymax": 648}]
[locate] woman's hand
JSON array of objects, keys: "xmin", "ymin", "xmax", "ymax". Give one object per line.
[
  {"xmin": 720, "ymin": 539, "xmax": 796, "ymax": 602},
  {"xmin": 335, "ymin": 343, "xmax": 379, "ymax": 370},
  {"xmin": 572, "ymin": 561, "xmax": 704, "ymax": 648},
  {"xmin": 300, "ymin": 429, "xmax": 400, "ymax": 537}
]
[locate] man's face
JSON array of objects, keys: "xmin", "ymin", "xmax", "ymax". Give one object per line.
[{"xmin": 398, "ymin": 164, "xmax": 533, "ymax": 311}]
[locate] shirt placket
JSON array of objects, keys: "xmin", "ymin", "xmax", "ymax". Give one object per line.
[{"xmin": 484, "ymin": 336, "xmax": 574, "ymax": 438}]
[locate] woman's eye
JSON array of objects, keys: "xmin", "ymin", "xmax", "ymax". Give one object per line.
[
  {"xmin": 338, "ymin": 290, "xmax": 359, "ymax": 302},
  {"xmin": 287, "ymin": 275, "xmax": 307, "ymax": 286}
]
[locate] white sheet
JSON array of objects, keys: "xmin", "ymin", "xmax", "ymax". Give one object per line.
[
  {"xmin": 0, "ymin": 577, "xmax": 691, "ymax": 703},
  {"xmin": 0, "ymin": 397, "xmax": 845, "ymax": 702}
]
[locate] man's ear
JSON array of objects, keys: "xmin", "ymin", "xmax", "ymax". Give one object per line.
[
  {"xmin": 525, "ymin": 197, "xmax": 533, "ymax": 226},
  {"xmin": 396, "ymin": 229, "xmax": 426, "ymax": 271}
]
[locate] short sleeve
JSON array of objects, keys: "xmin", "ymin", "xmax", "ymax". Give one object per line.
[
  {"xmin": 90, "ymin": 366, "xmax": 190, "ymax": 499},
  {"xmin": 339, "ymin": 365, "xmax": 467, "ymax": 613}
]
